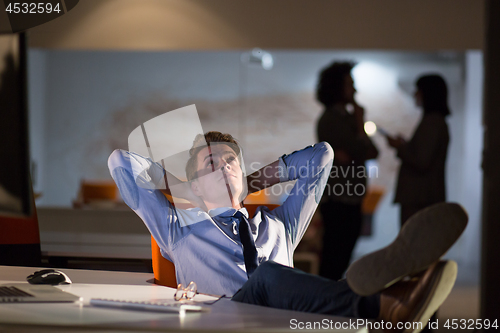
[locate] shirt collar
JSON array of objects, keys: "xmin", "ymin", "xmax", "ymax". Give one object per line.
[{"xmin": 208, "ymin": 207, "xmax": 249, "ymax": 219}]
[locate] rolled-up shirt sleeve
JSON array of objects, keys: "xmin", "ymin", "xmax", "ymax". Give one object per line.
[
  {"xmin": 273, "ymin": 142, "xmax": 334, "ymax": 249},
  {"xmin": 108, "ymin": 149, "xmax": 175, "ymax": 261}
]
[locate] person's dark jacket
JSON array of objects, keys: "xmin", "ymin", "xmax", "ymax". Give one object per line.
[
  {"xmin": 394, "ymin": 113, "xmax": 449, "ymax": 205},
  {"xmin": 317, "ymin": 105, "xmax": 378, "ymax": 204}
]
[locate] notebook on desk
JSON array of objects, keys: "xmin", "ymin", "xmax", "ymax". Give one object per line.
[
  {"xmin": 0, "ymin": 283, "xmax": 81, "ymax": 303},
  {"xmin": 90, "ymin": 298, "xmax": 211, "ymax": 314}
]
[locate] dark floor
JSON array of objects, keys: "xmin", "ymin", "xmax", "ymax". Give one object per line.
[{"xmin": 436, "ymin": 284, "xmax": 480, "ymax": 333}]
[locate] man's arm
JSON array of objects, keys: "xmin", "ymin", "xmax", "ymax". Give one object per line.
[
  {"xmin": 246, "ymin": 160, "xmax": 282, "ymax": 194},
  {"xmin": 160, "ymin": 174, "xmax": 205, "ymax": 209},
  {"xmin": 111, "ymin": 149, "xmax": 203, "ymax": 209},
  {"xmin": 108, "ymin": 149, "xmax": 177, "ymax": 260},
  {"xmin": 272, "ymin": 142, "xmax": 334, "ymax": 248}
]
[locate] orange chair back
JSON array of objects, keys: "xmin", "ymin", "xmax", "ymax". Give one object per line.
[
  {"xmin": 151, "ymin": 236, "xmax": 177, "ymax": 288},
  {"xmin": 151, "ymin": 202, "xmax": 279, "ymax": 288},
  {"xmin": 80, "ymin": 180, "xmax": 117, "ymax": 204}
]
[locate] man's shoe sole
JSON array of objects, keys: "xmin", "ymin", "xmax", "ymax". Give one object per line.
[
  {"xmin": 346, "ymin": 202, "xmax": 467, "ymax": 296},
  {"xmin": 405, "ymin": 260, "xmax": 457, "ymax": 333}
]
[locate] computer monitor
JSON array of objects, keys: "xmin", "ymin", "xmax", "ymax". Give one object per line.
[
  {"xmin": 0, "ymin": 32, "xmax": 31, "ymax": 217},
  {"xmin": 0, "ymin": 32, "xmax": 40, "ymax": 267}
]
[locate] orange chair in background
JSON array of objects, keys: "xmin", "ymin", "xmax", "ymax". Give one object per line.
[
  {"xmin": 151, "ymin": 200, "xmax": 279, "ymax": 288},
  {"xmin": 361, "ymin": 186, "xmax": 385, "ymax": 216},
  {"xmin": 151, "ymin": 236, "xmax": 177, "ymax": 288},
  {"xmin": 81, "ymin": 181, "xmax": 117, "ymax": 203},
  {"xmin": 73, "ymin": 180, "xmax": 118, "ymax": 208},
  {"xmin": 360, "ymin": 186, "xmax": 385, "ymax": 236}
]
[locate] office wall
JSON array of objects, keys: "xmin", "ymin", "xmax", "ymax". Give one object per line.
[
  {"xmin": 30, "ymin": 50, "xmax": 465, "ymax": 205},
  {"xmin": 460, "ymin": 51, "xmax": 483, "ymax": 283},
  {"xmin": 28, "ymin": 0, "xmax": 484, "ymax": 51}
]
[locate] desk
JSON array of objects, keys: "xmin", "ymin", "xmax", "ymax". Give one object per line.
[{"xmin": 0, "ymin": 266, "xmax": 365, "ymax": 332}]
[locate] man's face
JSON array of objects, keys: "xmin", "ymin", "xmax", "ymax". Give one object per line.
[{"xmin": 190, "ymin": 143, "xmax": 246, "ymax": 210}]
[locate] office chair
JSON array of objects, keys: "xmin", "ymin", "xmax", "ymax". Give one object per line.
[{"xmin": 73, "ymin": 180, "xmax": 117, "ymax": 208}]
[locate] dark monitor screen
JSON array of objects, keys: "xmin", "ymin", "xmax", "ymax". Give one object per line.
[{"xmin": 0, "ymin": 33, "xmax": 31, "ymax": 217}]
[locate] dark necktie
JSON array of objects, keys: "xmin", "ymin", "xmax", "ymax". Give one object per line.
[{"xmin": 234, "ymin": 211, "xmax": 258, "ymax": 277}]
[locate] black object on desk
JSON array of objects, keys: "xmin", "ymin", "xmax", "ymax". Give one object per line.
[{"xmin": 27, "ymin": 269, "xmax": 72, "ymax": 285}]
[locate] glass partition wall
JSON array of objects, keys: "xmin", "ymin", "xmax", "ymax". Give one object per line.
[{"xmin": 28, "ymin": 49, "xmax": 482, "ymax": 284}]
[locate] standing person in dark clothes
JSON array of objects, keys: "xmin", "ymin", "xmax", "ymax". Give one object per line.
[
  {"xmin": 387, "ymin": 74, "xmax": 450, "ymax": 226},
  {"xmin": 386, "ymin": 74, "xmax": 451, "ymax": 332},
  {"xmin": 316, "ymin": 61, "xmax": 379, "ymax": 281}
]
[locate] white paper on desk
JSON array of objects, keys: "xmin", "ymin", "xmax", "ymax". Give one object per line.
[{"xmin": 57, "ymin": 283, "xmax": 219, "ymax": 303}]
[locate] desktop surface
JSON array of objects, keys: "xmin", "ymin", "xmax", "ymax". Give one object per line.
[{"xmin": 0, "ymin": 265, "xmax": 364, "ymax": 332}]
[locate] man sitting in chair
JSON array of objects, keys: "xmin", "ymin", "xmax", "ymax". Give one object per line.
[{"xmin": 108, "ymin": 131, "xmax": 467, "ymax": 332}]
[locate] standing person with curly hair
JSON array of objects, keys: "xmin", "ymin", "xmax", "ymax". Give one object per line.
[{"xmin": 316, "ymin": 61, "xmax": 379, "ymax": 281}]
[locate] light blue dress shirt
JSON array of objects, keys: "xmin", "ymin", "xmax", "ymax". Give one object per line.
[{"xmin": 108, "ymin": 142, "xmax": 333, "ymax": 296}]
